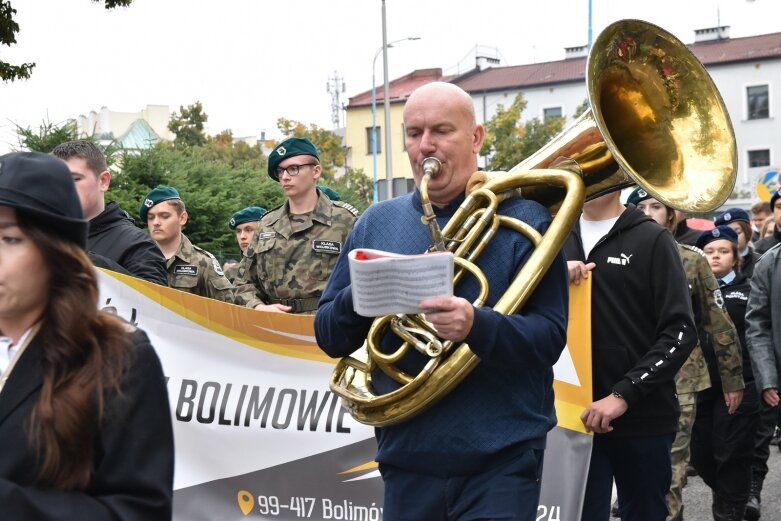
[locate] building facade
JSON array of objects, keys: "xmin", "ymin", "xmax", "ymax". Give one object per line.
[
  {"xmin": 76, "ymin": 104, "xmax": 173, "ymax": 150},
  {"xmin": 345, "ymin": 28, "xmax": 781, "ymax": 206}
]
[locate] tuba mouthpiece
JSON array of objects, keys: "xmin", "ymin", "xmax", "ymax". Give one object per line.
[{"xmin": 422, "ymin": 157, "xmax": 441, "ymax": 177}]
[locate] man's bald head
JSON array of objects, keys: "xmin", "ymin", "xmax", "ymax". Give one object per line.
[{"xmin": 404, "ymin": 82, "xmax": 477, "ymax": 127}]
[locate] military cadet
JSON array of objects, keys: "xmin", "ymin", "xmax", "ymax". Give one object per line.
[
  {"xmin": 140, "ymin": 186, "xmax": 235, "ymax": 303},
  {"xmin": 226, "ymin": 206, "xmax": 266, "ymax": 282},
  {"xmin": 714, "ymin": 208, "xmax": 760, "ymax": 278},
  {"xmin": 629, "ymin": 188, "xmax": 744, "ymax": 521},
  {"xmin": 693, "ymin": 226, "xmax": 759, "ymax": 520},
  {"xmin": 234, "ymin": 137, "xmax": 357, "ymax": 314}
]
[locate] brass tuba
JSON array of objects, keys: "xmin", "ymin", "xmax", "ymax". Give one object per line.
[{"xmin": 329, "ymin": 19, "xmax": 736, "ymax": 427}]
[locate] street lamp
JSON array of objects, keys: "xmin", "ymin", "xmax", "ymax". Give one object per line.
[{"xmin": 372, "ymin": 36, "xmax": 420, "ymax": 202}]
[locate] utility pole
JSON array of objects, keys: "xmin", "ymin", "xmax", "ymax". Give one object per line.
[{"xmin": 326, "ymin": 71, "xmax": 346, "ymax": 129}]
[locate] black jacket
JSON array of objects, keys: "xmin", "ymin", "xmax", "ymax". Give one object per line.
[
  {"xmin": 754, "ymin": 225, "xmax": 781, "ymax": 255},
  {"xmin": 0, "ymin": 329, "xmax": 174, "ymax": 520},
  {"xmin": 719, "ymin": 273, "xmax": 755, "ymax": 388},
  {"xmin": 564, "ymin": 205, "xmax": 696, "ymax": 436},
  {"xmin": 675, "ymin": 219, "xmax": 701, "ymax": 246},
  {"xmin": 88, "ymin": 202, "xmax": 168, "ymax": 286},
  {"xmin": 740, "ymin": 246, "xmax": 760, "ymax": 278}
]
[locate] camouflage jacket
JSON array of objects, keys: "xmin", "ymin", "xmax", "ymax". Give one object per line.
[
  {"xmin": 676, "ymin": 244, "xmax": 744, "ymax": 393},
  {"xmin": 166, "ymin": 234, "xmax": 235, "ymax": 303},
  {"xmin": 234, "ymin": 190, "xmax": 357, "ymax": 313}
]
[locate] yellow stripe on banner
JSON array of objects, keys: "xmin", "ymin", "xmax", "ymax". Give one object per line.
[{"xmin": 554, "ymin": 398, "xmax": 591, "ymax": 435}]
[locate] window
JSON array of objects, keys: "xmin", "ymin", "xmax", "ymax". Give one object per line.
[
  {"xmin": 748, "ymin": 149, "xmax": 770, "ymax": 168},
  {"xmin": 366, "ymin": 127, "xmax": 381, "ymax": 154},
  {"xmin": 543, "ymin": 106, "xmax": 563, "ymax": 120},
  {"xmin": 747, "ymin": 85, "xmax": 769, "ymax": 120}
]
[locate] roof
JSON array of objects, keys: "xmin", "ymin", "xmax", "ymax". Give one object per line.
[
  {"xmin": 348, "ymin": 30, "xmax": 781, "ymax": 101},
  {"xmin": 347, "ymin": 68, "xmax": 457, "ymax": 108},
  {"xmin": 116, "ymin": 119, "xmax": 161, "ymax": 150}
]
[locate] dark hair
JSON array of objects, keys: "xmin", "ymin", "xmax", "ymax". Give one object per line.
[
  {"xmin": 18, "ymin": 211, "xmax": 132, "ymax": 490},
  {"xmin": 51, "ymin": 140, "xmax": 108, "ymax": 176}
]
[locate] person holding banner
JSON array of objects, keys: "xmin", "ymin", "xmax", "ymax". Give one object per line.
[
  {"xmin": 51, "ymin": 140, "xmax": 169, "ymax": 287},
  {"xmin": 0, "ymin": 152, "xmax": 174, "ymax": 520},
  {"xmin": 235, "ymin": 137, "xmax": 357, "ymax": 314},
  {"xmin": 225, "ymin": 206, "xmax": 267, "ymax": 282},
  {"xmin": 316, "ymin": 82, "xmax": 569, "ymax": 520},
  {"xmin": 140, "ymin": 186, "xmax": 235, "ymax": 303},
  {"xmin": 565, "ymin": 190, "xmax": 696, "ymax": 521}
]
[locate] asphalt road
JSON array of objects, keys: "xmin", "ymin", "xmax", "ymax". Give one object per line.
[{"xmin": 681, "ymin": 444, "xmax": 781, "ymax": 520}]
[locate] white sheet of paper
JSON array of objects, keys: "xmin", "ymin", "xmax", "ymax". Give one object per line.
[{"xmin": 348, "ymin": 248, "xmax": 454, "ymax": 317}]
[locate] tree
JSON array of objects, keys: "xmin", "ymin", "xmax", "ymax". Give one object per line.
[
  {"xmin": 14, "ymin": 119, "xmax": 78, "ymax": 152},
  {"xmin": 480, "ymin": 92, "xmax": 566, "ymax": 171},
  {"xmin": 168, "ymin": 101, "xmax": 208, "ymax": 148},
  {"xmin": 1, "ymin": 0, "xmax": 133, "ymax": 82}
]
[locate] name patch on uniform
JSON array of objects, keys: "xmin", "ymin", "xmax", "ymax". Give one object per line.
[
  {"xmin": 312, "ymin": 240, "xmax": 342, "ymax": 255},
  {"xmin": 258, "ymin": 232, "xmax": 276, "ymax": 240},
  {"xmin": 174, "ymin": 265, "xmax": 198, "ymax": 276}
]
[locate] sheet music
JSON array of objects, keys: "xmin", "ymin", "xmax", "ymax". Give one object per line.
[{"xmin": 348, "ymin": 249, "xmax": 454, "ymax": 317}]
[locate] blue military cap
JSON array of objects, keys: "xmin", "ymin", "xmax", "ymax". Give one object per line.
[
  {"xmin": 228, "ymin": 206, "xmax": 266, "ymax": 230},
  {"xmin": 140, "ymin": 186, "xmax": 180, "ymax": 222},
  {"xmin": 695, "ymin": 225, "xmax": 738, "ymax": 250},
  {"xmin": 267, "ymin": 137, "xmax": 320, "ymax": 182},
  {"xmin": 714, "ymin": 208, "xmax": 750, "ymax": 226}
]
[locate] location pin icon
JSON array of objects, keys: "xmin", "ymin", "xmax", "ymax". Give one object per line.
[{"xmin": 237, "ymin": 490, "xmax": 254, "ymax": 516}]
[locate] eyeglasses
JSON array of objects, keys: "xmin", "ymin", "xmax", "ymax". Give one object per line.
[{"xmin": 275, "ymin": 163, "xmax": 317, "ymax": 178}]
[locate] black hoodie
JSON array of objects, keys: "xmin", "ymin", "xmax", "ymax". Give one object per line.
[{"xmin": 564, "ymin": 205, "xmax": 696, "ymax": 437}]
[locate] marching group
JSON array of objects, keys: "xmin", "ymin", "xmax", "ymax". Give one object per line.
[{"xmin": 1, "ymin": 80, "xmax": 781, "ymax": 521}]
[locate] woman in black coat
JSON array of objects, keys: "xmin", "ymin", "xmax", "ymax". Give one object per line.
[
  {"xmin": 692, "ymin": 226, "xmax": 760, "ymax": 521},
  {"xmin": 0, "ymin": 152, "xmax": 174, "ymax": 520}
]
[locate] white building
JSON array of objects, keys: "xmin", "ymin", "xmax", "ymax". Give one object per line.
[{"xmin": 76, "ymin": 105, "xmax": 173, "ymax": 150}]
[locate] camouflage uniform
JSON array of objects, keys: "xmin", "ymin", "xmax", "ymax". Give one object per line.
[
  {"xmin": 666, "ymin": 244, "xmax": 743, "ymax": 521},
  {"xmin": 234, "ymin": 190, "xmax": 357, "ymax": 314},
  {"xmin": 166, "ymin": 234, "xmax": 235, "ymax": 303}
]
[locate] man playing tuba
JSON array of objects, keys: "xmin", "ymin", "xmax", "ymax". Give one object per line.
[{"xmin": 315, "ymin": 82, "xmax": 569, "ymax": 520}]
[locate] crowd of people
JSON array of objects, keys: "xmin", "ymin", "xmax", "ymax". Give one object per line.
[{"xmin": 0, "ymin": 80, "xmax": 779, "ymax": 521}]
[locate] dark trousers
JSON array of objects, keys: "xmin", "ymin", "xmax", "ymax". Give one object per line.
[
  {"xmin": 379, "ymin": 448, "xmax": 544, "ymax": 520},
  {"xmin": 691, "ymin": 386, "xmax": 759, "ymax": 503},
  {"xmin": 581, "ymin": 433, "xmax": 674, "ymax": 521},
  {"xmin": 751, "ymin": 399, "xmax": 779, "ymax": 489}
]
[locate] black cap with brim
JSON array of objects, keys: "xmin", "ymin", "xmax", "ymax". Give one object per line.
[{"xmin": 0, "ymin": 152, "xmax": 88, "ymax": 248}]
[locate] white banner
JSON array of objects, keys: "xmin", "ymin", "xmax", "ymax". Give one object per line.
[{"xmin": 98, "ymin": 270, "xmax": 592, "ymax": 521}]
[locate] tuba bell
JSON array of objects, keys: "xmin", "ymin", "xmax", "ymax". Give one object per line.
[{"xmin": 328, "ymin": 19, "xmax": 736, "ymax": 427}]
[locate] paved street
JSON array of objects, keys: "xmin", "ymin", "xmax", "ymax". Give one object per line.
[{"xmin": 682, "ymin": 444, "xmax": 781, "ymax": 520}]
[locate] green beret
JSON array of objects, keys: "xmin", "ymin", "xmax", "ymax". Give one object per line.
[
  {"xmin": 228, "ymin": 206, "xmax": 267, "ymax": 230},
  {"xmin": 140, "ymin": 185, "xmax": 180, "ymax": 222},
  {"xmin": 626, "ymin": 186, "xmax": 653, "ymax": 206},
  {"xmin": 317, "ymin": 184, "xmax": 341, "ymax": 201},
  {"xmin": 267, "ymin": 137, "xmax": 320, "ymax": 181}
]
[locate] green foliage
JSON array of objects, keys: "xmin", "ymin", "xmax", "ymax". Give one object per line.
[
  {"xmin": 168, "ymin": 101, "xmax": 208, "ymax": 148},
  {"xmin": 480, "ymin": 92, "xmax": 565, "ymax": 171},
  {"xmin": 14, "ymin": 119, "xmax": 78, "ymax": 152},
  {"xmin": 329, "ymin": 168, "xmax": 373, "ymax": 213},
  {"xmin": 0, "ymin": 0, "xmax": 34, "ymax": 81},
  {"xmin": 1, "ymin": 0, "xmax": 132, "ymax": 82}
]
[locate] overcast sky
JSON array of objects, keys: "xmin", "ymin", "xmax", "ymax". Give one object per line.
[{"xmin": 1, "ymin": 0, "xmax": 777, "ymax": 153}]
